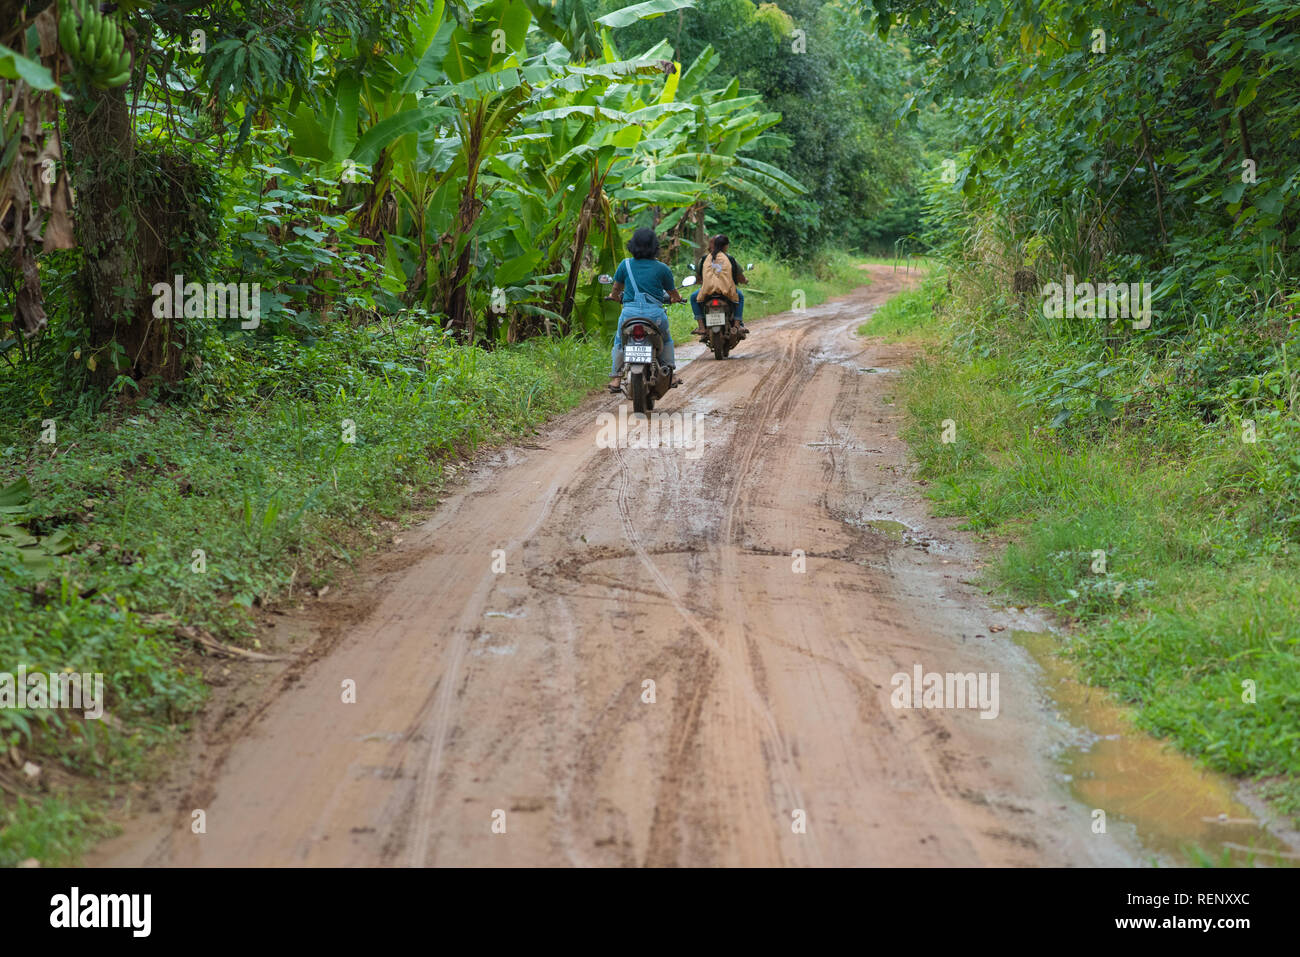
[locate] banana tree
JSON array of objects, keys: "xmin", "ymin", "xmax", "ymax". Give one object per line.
[
  {"xmin": 285, "ymin": 2, "xmax": 457, "ymax": 294},
  {"xmin": 512, "ymin": 51, "xmax": 687, "ymax": 328},
  {"xmin": 634, "ymin": 45, "xmax": 803, "ymax": 258},
  {"xmin": 273, "ymin": 0, "xmax": 801, "ymax": 341},
  {"xmin": 433, "ymin": 34, "xmax": 689, "ymax": 335},
  {"xmin": 527, "ymin": 0, "xmax": 697, "ymax": 60}
]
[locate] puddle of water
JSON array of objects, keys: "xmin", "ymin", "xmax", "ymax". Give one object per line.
[
  {"xmin": 484, "ymin": 610, "xmax": 526, "ymax": 619},
  {"xmin": 849, "ymin": 517, "xmax": 908, "ymax": 541},
  {"xmin": 857, "ymin": 367, "xmax": 899, "ymax": 374},
  {"xmin": 843, "ymin": 513, "xmax": 954, "ymax": 554},
  {"xmin": 1014, "ymin": 629, "xmax": 1292, "ymax": 866}
]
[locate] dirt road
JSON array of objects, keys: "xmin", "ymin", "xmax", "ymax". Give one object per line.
[{"xmin": 96, "ymin": 266, "xmax": 1138, "ymax": 866}]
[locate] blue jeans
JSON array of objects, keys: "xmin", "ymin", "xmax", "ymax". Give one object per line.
[
  {"xmin": 690, "ymin": 290, "xmax": 744, "ymax": 322},
  {"xmin": 611, "ymin": 307, "xmax": 675, "ymax": 375}
]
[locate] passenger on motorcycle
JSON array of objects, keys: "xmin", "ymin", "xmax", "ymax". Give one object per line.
[
  {"xmin": 607, "ymin": 227, "xmax": 683, "ymax": 394},
  {"xmin": 690, "ymin": 234, "xmax": 746, "ymax": 336}
]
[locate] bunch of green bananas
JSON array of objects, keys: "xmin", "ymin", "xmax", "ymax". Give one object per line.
[{"xmin": 57, "ymin": 0, "xmax": 132, "ymax": 89}]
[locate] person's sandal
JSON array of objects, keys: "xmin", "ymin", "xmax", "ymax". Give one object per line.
[{"xmin": 608, "ymin": 380, "xmax": 622, "ymax": 394}]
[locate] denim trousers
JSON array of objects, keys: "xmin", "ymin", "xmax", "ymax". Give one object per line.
[
  {"xmin": 690, "ymin": 289, "xmax": 744, "ymax": 321},
  {"xmin": 611, "ymin": 303, "xmax": 674, "ymax": 375}
]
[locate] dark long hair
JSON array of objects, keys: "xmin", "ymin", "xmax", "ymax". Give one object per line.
[
  {"xmin": 628, "ymin": 227, "xmax": 660, "ymax": 259},
  {"xmin": 709, "ymin": 234, "xmax": 730, "ymax": 256}
]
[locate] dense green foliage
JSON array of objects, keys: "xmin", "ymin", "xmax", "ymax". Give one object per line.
[
  {"xmin": 871, "ymin": 0, "xmax": 1300, "ymax": 556},
  {"xmin": 608, "ymin": 0, "xmax": 935, "ymax": 256},
  {"xmin": 6, "ymin": 0, "xmax": 824, "ymax": 389}
]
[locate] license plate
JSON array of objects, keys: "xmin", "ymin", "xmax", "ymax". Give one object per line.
[
  {"xmin": 624, "ymin": 344, "xmax": 653, "ymax": 363},
  {"xmin": 705, "ymin": 311, "xmax": 726, "ymax": 327}
]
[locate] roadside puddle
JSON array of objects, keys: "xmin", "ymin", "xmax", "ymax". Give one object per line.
[
  {"xmin": 846, "ymin": 515, "xmax": 953, "ymax": 554},
  {"xmin": 857, "ymin": 517, "xmax": 908, "ymax": 540},
  {"xmin": 1013, "ymin": 629, "xmax": 1294, "ymax": 866}
]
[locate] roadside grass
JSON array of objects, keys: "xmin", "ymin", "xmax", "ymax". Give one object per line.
[
  {"xmin": 0, "ymin": 795, "xmax": 111, "ymax": 867},
  {"xmin": 878, "ymin": 277, "xmax": 1300, "ymax": 822},
  {"xmin": 857, "ymin": 272, "xmax": 940, "ymax": 342}
]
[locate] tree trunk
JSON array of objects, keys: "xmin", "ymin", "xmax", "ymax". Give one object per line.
[
  {"xmin": 1137, "ymin": 112, "xmax": 1168, "ymax": 246},
  {"xmin": 445, "ymin": 127, "xmax": 482, "ymax": 341},
  {"xmin": 356, "ymin": 148, "xmax": 396, "ymax": 247},
  {"xmin": 559, "ymin": 169, "xmax": 602, "ymax": 331},
  {"xmin": 64, "ymin": 81, "xmax": 164, "ymax": 385},
  {"xmin": 693, "ymin": 203, "xmax": 708, "ymax": 260}
]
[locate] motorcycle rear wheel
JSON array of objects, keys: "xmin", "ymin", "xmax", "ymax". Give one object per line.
[{"xmin": 630, "ymin": 369, "xmax": 649, "ymax": 413}]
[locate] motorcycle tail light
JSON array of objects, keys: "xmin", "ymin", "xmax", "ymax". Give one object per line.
[{"xmin": 631, "ymin": 326, "xmax": 647, "ymax": 340}]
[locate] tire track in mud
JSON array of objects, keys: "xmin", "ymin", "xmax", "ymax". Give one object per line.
[
  {"xmin": 398, "ymin": 476, "xmax": 569, "ymax": 866},
  {"xmin": 612, "ymin": 318, "xmax": 825, "ymax": 864},
  {"xmin": 613, "ymin": 431, "xmax": 817, "ymax": 865},
  {"xmin": 704, "ymin": 323, "xmax": 823, "ymax": 865}
]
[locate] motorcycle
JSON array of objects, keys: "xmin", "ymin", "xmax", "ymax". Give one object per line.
[
  {"xmin": 600, "ymin": 273, "xmax": 683, "ymax": 414},
  {"xmin": 682, "ymin": 262, "xmax": 752, "ymax": 360}
]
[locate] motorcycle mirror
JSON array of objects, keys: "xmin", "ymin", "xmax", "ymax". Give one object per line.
[
  {"xmin": 598, "ymin": 274, "xmax": 613, "ymax": 284},
  {"xmin": 746, "ymin": 263, "xmax": 754, "ymax": 270},
  {"xmin": 681, "ymin": 275, "xmax": 696, "ymax": 286}
]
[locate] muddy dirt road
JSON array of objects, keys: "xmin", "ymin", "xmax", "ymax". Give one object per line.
[{"xmin": 97, "ymin": 266, "xmax": 1139, "ymax": 866}]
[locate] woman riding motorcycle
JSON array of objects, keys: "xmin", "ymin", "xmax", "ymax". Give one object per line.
[
  {"xmin": 690, "ymin": 234, "xmax": 747, "ymax": 336},
  {"xmin": 607, "ymin": 227, "xmax": 683, "ymax": 394}
]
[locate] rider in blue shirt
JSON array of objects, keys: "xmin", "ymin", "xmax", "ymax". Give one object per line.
[{"xmin": 607, "ymin": 227, "xmax": 683, "ymax": 393}]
